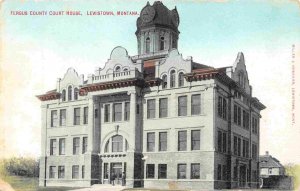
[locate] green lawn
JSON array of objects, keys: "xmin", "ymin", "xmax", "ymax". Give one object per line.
[{"xmin": 1, "ymin": 175, "xmax": 80, "ymax": 191}]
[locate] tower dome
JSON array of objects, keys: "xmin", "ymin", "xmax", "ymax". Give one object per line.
[{"xmin": 136, "ymin": 1, "xmax": 180, "ymax": 55}]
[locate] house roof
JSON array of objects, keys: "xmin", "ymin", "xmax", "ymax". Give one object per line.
[{"xmin": 259, "ymin": 155, "xmax": 284, "ymax": 168}]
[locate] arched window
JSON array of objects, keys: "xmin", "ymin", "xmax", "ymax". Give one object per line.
[
  {"xmin": 112, "ymin": 135, "xmax": 123, "ymax": 152},
  {"xmin": 61, "ymin": 89, "xmax": 66, "ymax": 101},
  {"xmin": 146, "ymin": 37, "xmax": 150, "ymax": 53},
  {"xmin": 68, "ymin": 86, "xmax": 72, "ymax": 101},
  {"xmin": 160, "ymin": 36, "xmax": 165, "ymax": 50},
  {"xmin": 178, "ymin": 72, "xmax": 185, "ymax": 87},
  {"xmin": 104, "ymin": 140, "xmax": 109, "ymax": 153},
  {"xmin": 123, "ymin": 68, "xmax": 128, "ymax": 71},
  {"xmin": 115, "ymin": 66, "xmax": 121, "ymax": 72},
  {"xmin": 170, "ymin": 70, "xmax": 176, "ymax": 88},
  {"xmin": 74, "ymin": 88, "xmax": 79, "ymax": 100},
  {"xmin": 162, "ymin": 75, "xmax": 167, "ymax": 89}
]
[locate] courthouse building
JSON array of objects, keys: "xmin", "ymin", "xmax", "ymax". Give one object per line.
[{"xmin": 37, "ymin": 1, "xmax": 265, "ymax": 189}]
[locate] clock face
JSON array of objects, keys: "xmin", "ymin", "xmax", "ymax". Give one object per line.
[{"xmin": 141, "ymin": 6, "xmax": 156, "ymax": 23}]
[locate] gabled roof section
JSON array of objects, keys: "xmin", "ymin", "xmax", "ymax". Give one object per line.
[{"xmin": 260, "ymin": 154, "xmax": 284, "ymax": 168}]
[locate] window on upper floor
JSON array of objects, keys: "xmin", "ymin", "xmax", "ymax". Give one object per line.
[
  {"xmin": 160, "ymin": 36, "xmax": 165, "ymax": 51},
  {"xmin": 74, "ymin": 108, "xmax": 80, "ymax": 125},
  {"xmin": 252, "ymin": 143, "xmax": 258, "ymax": 160},
  {"xmin": 162, "ymin": 75, "xmax": 167, "ymax": 89},
  {"xmin": 170, "ymin": 70, "xmax": 176, "ymax": 88},
  {"xmin": 83, "ymin": 107, "xmax": 88, "ymax": 124},
  {"xmin": 68, "ymin": 86, "xmax": 72, "ymax": 101},
  {"xmin": 50, "ymin": 139, "xmax": 56, "ymax": 155},
  {"xmin": 147, "ymin": 132, "xmax": 155, "ymax": 152},
  {"xmin": 113, "ymin": 103, "xmax": 122, "ymax": 122},
  {"xmin": 146, "ymin": 37, "xmax": 150, "ymax": 53},
  {"xmin": 74, "ymin": 88, "xmax": 79, "ymax": 100},
  {"xmin": 59, "ymin": 138, "xmax": 65, "ymax": 155},
  {"xmin": 124, "ymin": 102, "xmax": 130, "ymax": 121},
  {"xmin": 51, "ymin": 110, "xmax": 58, "ymax": 127},
  {"xmin": 73, "ymin": 137, "xmax": 80, "ymax": 155},
  {"xmin": 159, "ymin": 98, "xmax": 168, "ymax": 118},
  {"xmin": 104, "ymin": 104, "xmax": 110, "ymax": 122},
  {"xmin": 242, "ymin": 139, "xmax": 249, "ymax": 158},
  {"xmin": 178, "ymin": 72, "xmax": 185, "ymax": 87},
  {"xmin": 234, "ymin": 105, "xmax": 242, "ymax": 126},
  {"xmin": 191, "ymin": 94, "xmax": 201, "ymax": 115},
  {"xmin": 218, "ymin": 96, "xmax": 227, "ymax": 120},
  {"xmin": 158, "ymin": 164, "xmax": 167, "ymax": 179},
  {"xmin": 82, "ymin": 137, "xmax": 88, "ymax": 154},
  {"xmin": 178, "ymin": 96, "xmax": 187, "ymax": 116},
  {"xmin": 243, "ymin": 110, "xmax": 250, "ymax": 130},
  {"xmin": 146, "ymin": 164, "xmax": 155, "ymax": 178},
  {"xmin": 61, "ymin": 90, "xmax": 66, "ymax": 101},
  {"xmin": 178, "ymin": 130, "xmax": 187, "ymax": 151},
  {"xmin": 115, "ymin": 66, "xmax": 121, "ymax": 72},
  {"xmin": 177, "ymin": 164, "xmax": 186, "ymax": 179},
  {"xmin": 147, "ymin": 99, "xmax": 155, "ymax": 119},
  {"xmin": 252, "ymin": 117, "xmax": 258, "ymax": 134},
  {"xmin": 191, "ymin": 130, "xmax": 200, "ymax": 150},
  {"xmin": 191, "ymin": 163, "xmax": 200, "ymax": 179},
  {"xmin": 159, "ymin": 132, "xmax": 167, "ymax": 151},
  {"xmin": 59, "ymin": 109, "xmax": 66, "ymax": 126}
]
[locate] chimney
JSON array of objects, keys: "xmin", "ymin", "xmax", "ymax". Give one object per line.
[{"xmin": 265, "ymin": 151, "xmax": 269, "ymax": 156}]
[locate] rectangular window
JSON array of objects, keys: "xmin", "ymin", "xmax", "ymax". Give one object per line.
[
  {"xmin": 177, "ymin": 164, "xmax": 186, "ymax": 179},
  {"xmin": 82, "ymin": 137, "xmax": 88, "ymax": 154},
  {"xmin": 217, "ymin": 164, "xmax": 222, "ymax": 180},
  {"xmin": 191, "ymin": 94, "xmax": 201, "ymax": 115},
  {"xmin": 83, "ymin": 107, "xmax": 88, "ymax": 124},
  {"xmin": 59, "ymin": 138, "xmax": 65, "ymax": 155},
  {"xmin": 217, "ymin": 131, "xmax": 222, "ymax": 152},
  {"xmin": 58, "ymin": 166, "xmax": 65, "ymax": 179},
  {"xmin": 158, "ymin": 164, "xmax": 167, "ymax": 179},
  {"xmin": 252, "ymin": 143, "xmax": 257, "ymax": 160},
  {"xmin": 72, "ymin": 165, "xmax": 79, "ymax": 179},
  {"xmin": 242, "ymin": 139, "xmax": 246, "ymax": 157},
  {"xmin": 234, "ymin": 166, "xmax": 238, "ymax": 180},
  {"xmin": 74, "ymin": 108, "xmax": 80, "ymax": 125},
  {"xmin": 146, "ymin": 164, "xmax": 155, "ymax": 178},
  {"xmin": 238, "ymin": 138, "xmax": 241, "ymax": 156},
  {"xmin": 191, "ymin": 163, "xmax": 200, "ymax": 179},
  {"xmin": 104, "ymin": 163, "xmax": 108, "ymax": 179},
  {"xmin": 237, "ymin": 107, "xmax": 241, "ymax": 126},
  {"xmin": 124, "ymin": 102, "xmax": 130, "ymax": 121},
  {"xmin": 222, "ymin": 165, "xmax": 227, "ymax": 180},
  {"xmin": 104, "ymin": 104, "xmax": 110, "ymax": 122},
  {"xmin": 49, "ymin": 166, "xmax": 56, "ymax": 179},
  {"xmin": 234, "ymin": 105, "xmax": 237, "ymax": 124},
  {"xmin": 147, "ymin": 132, "xmax": 155, "ymax": 152},
  {"xmin": 51, "ymin": 110, "xmax": 58, "ymax": 127},
  {"xmin": 222, "ymin": 132, "xmax": 227, "ymax": 153},
  {"xmin": 112, "ymin": 135, "xmax": 123, "ymax": 152},
  {"xmin": 50, "ymin": 139, "xmax": 56, "ymax": 156},
  {"xmin": 218, "ymin": 96, "xmax": 222, "ymax": 117},
  {"xmin": 159, "ymin": 132, "xmax": 167, "ymax": 151},
  {"xmin": 59, "ymin": 109, "xmax": 66, "ymax": 126},
  {"xmin": 252, "ymin": 117, "xmax": 258, "ymax": 134},
  {"xmin": 178, "ymin": 96, "xmax": 187, "ymax": 116},
  {"xmin": 82, "ymin": 165, "xmax": 85, "ymax": 179},
  {"xmin": 222, "ymin": 98, "xmax": 227, "ymax": 119},
  {"xmin": 178, "ymin": 131, "xmax": 187, "ymax": 151},
  {"xmin": 245, "ymin": 140, "xmax": 249, "ymax": 158},
  {"xmin": 234, "ymin": 136, "xmax": 238, "ymax": 155},
  {"xmin": 191, "ymin": 130, "xmax": 200, "ymax": 150},
  {"xmin": 73, "ymin": 137, "xmax": 80, "ymax": 155},
  {"xmin": 113, "ymin": 103, "xmax": 122, "ymax": 121},
  {"xmin": 159, "ymin": 98, "xmax": 168, "ymax": 118},
  {"xmin": 147, "ymin": 99, "xmax": 156, "ymax": 119}
]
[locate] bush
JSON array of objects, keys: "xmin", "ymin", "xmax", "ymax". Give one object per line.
[{"xmin": 0, "ymin": 157, "xmax": 39, "ymax": 177}]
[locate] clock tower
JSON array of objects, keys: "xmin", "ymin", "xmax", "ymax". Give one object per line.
[{"xmin": 136, "ymin": 1, "xmax": 180, "ymax": 55}]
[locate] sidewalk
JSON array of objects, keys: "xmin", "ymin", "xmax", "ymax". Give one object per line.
[{"xmin": 69, "ymin": 184, "xmax": 126, "ymax": 191}]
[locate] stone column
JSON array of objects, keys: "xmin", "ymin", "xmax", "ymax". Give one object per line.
[{"xmin": 39, "ymin": 104, "xmax": 48, "ymax": 187}]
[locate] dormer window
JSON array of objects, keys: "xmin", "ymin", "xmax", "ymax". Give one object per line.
[
  {"xmin": 74, "ymin": 88, "xmax": 79, "ymax": 100},
  {"xmin": 160, "ymin": 36, "xmax": 165, "ymax": 50},
  {"xmin": 68, "ymin": 86, "xmax": 72, "ymax": 101},
  {"xmin": 115, "ymin": 66, "xmax": 121, "ymax": 72},
  {"xmin": 170, "ymin": 70, "xmax": 176, "ymax": 88},
  {"xmin": 162, "ymin": 75, "xmax": 167, "ymax": 89},
  {"xmin": 61, "ymin": 90, "xmax": 66, "ymax": 101},
  {"xmin": 146, "ymin": 37, "xmax": 150, "ymax": 53}
]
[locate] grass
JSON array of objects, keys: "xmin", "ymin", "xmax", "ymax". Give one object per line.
[{"xmin": 0, "ymin": 175, "xmax": 80, "ymax": 191}]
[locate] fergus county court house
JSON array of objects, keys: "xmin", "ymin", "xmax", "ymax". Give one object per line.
[{"xmin": 37, "ymin": 1, "xmax": 265, "ymax": 190}]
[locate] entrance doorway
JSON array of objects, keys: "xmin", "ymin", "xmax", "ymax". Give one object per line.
[
  {"xmin": 111, "ymin": 163, "xmax": 122, "ymax": 185},
  {"xmin": 239, "ymin": 165, "xmax": 247, "ymax": 187}
]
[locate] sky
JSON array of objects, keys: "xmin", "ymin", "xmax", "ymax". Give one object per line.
[{"xmin": 0, "ymin": 0, "xmax": 300, "ymax": 165}]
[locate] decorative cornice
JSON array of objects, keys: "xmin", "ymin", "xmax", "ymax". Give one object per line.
[{"xmin": 36, "ymin": 91, "xmax": 60, "ymax": 101}]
